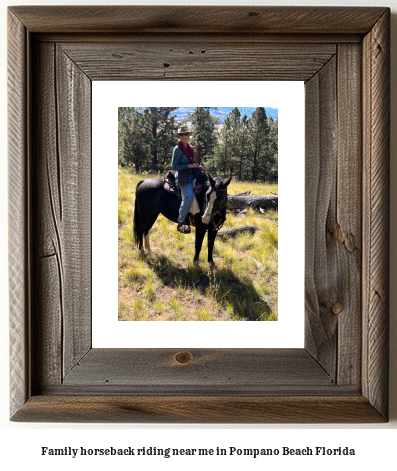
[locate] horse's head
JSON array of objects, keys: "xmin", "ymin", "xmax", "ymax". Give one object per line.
[{"xmin": 202, "ymin": 174, "xmax": 232, "ymax": 228}]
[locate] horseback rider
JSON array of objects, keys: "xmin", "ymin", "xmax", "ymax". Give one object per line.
[{"xmin": 171, "ymin": 125, "xmax": 205, "ymax": 234}]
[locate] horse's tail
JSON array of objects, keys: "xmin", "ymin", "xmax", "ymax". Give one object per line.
[{"xmin": 133, "ymin": 180, "xmax": 145, "ymax": 248}]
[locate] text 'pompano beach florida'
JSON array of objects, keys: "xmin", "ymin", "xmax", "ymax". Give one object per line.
[{"xmin": 41, "ymin": 446, "xmax": 355, "ymax": 458}]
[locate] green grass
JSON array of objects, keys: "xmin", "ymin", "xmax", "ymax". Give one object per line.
[{"xmin": 118, "ymin": 166, "xmax": 278, "ymax": 321}]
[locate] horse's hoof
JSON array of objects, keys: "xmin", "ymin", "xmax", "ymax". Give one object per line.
[
  {"xmin": 194, "ymin": 260, "xmax": 199, "ymax": 266},
  {"xmin": 209, "ymin": 261, "xmax": 216, "ymax": 269}
]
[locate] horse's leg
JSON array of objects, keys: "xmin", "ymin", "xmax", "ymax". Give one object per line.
[
  {"xmin": 143, "ymin": 212, "xmax": 159, "ymax": 253},
  {"xmin": 133, "ymin": 184, "xmax": 145, "ymax": 251},
  {"xmin": 194, "ymin": 221, "xmax": 206, "ymax": 265},
  {"xmin": 144, "ymin": 234, "xmax": 151, "ymax": 253},
  {"xmin": 207, "ymin": 229, "xmax": 217, "ymax": 265}
]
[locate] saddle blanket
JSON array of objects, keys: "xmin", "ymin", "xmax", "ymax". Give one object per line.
[
  {"xmin": 164, "ymin": 178, "xmax": 200, "ymax": 215},
  {"xmin": 184, "ymin": 188, "xmax": 200, "ymax": 215}
]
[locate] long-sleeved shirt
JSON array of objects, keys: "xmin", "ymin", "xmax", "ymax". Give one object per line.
[{"xmin": 171, "ymin": 144, "xmax": 197, "ymax": 171}]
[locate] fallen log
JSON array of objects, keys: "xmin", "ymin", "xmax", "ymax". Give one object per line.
[
  {"xmin": 218, "ymin": 225, "xmax": 262, "ymax": 240},
  {"xmin": 232, "ymin": 190, "xmax": 252, "ymax": 196},
  {"xmin": 227, "ymin": 194, "xmax": 278, "ymax": 211}
]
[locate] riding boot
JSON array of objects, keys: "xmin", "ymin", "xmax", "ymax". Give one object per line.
[{"xmin": 177, "ymin": 221, "xmax": 191, "ymax": 234}]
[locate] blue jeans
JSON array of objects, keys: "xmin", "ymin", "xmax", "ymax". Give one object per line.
[{"xmin": 178, "ymin": 173, "xmax": 195, "ymax": 223}]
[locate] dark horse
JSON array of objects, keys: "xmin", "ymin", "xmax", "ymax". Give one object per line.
[{"xmin": 133, "ymin": 174, "xmax": 231, "ymax": 264}]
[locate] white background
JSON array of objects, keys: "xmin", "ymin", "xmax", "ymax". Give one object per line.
[
  {"xmin": 1, "ymin": 0, "xmax": 397, "ymax": 470},
  {"xmin": 92, "ymin": 81, "xmax": 304, "ymax": 348}
]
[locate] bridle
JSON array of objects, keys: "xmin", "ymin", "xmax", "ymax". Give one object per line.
[{"xmin": 203, "ymin": 185, "xmax": 228, "ymax": 231}]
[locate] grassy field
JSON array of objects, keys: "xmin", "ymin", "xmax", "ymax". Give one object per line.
[{"xmin": 118, "ymin": 167, "xmax": 278, "ymax": 321}]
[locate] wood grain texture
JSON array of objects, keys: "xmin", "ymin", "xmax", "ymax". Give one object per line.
[
  {"xmin": 62, "ymin": 349, "xmax": 333, "ymax": 389},
  {"xmin": 31, "ymin": 42, "xmax": 91, "ymax": 388},
  {"xmin": 305, "ymin": 44, "xmax": 366, "ymax": 388},
  {"xmin": 335, "ymin": 44, "xmax": 362, "ymax": 386},
  {"xmin": 9, "ymin": 6, "xmax": 387, "ymax": 34},
  {"xmin": 34, "ymin": 33, "xmax": 363, "ymax": 45},
  {"xmin": 12, "ymin": 396, "xmax": 385, "ymax": 424},
  {"xmin": 8, "ymin": 10, "xmax": 29, "ymax": 419},
  {"xmin": 8, "ymin": 6, "xmax": 390, "ymax": 423},
  {"xmin": 304, "ymin": 56, "xmax": 338, "ymax": 379},
  {"xmin": 32, "ymin": 42, "xmax": 62, "ymax": 387},
  {"xmin": 362, "ymin": 10, "xmax": 390, "ymax": 419},
  {"xmin": 55, "ymin": 45, "xmax": 91, "ymax": 377},
  {"xmin": 59, "ymin": 43, "xmax": 335, "ymax": 82}
]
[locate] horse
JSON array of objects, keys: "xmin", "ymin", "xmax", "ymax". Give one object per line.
[{"xmin": 133, "ymin": 174, "xmax": 231, "ymax": 264}]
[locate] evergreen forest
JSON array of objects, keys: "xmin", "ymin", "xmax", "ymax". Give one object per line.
[{"xmin": 118, "ymin": 106, "xmax": 278, "ymax": 182}]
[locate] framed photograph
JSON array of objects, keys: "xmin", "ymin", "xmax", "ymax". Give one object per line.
[
  {"xmin": 8, "ymin": 6, "xmax": 390, "ymax": 423},
  {"xmin": 93, "ymin": 82, "xmax": 304, "ymax": 348}
]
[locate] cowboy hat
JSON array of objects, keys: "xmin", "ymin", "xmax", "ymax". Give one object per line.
[{"xmin": 174, "ymin": 125, "xmax": 193, "ymax": 138}]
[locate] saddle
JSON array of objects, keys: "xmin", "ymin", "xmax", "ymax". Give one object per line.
[
  {"xmin": 164, "ymin": 169, "xmax": 204, "ymax": 203},
  {"xmin": 164, "ymin": 170, "xmax": 182, "ymax": 203}
]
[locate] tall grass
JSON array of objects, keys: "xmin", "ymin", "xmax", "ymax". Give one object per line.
[{"xmin": 118, "ymin": 167, "xmax": 278, "ymax": 321}]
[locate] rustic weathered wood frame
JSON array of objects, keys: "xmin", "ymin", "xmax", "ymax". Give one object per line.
[{"xmin": 8, "ymin": 6, "xmax": 390, "ymax": 423}]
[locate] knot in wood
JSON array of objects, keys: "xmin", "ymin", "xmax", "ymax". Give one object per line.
[
  {"xmin": 331, "ymin": 302, "xmax": 344, "ymax": 316},
  {"xmin": 174, "ymin": 351, "xmax": 193, "ymax": 365},
  {"xmin": 333, "ymin": 225, "xmax": 344, "ymax": 244}
]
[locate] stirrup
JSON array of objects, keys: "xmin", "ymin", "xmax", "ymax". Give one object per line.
[{"xmin": 177, "ymin": 223, "xmax": 191, "ymax": 234}]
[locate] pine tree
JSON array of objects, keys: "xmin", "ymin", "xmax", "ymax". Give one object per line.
[
  {"xmin": 247, "ymin": 107, "xmax": 269, "ymax": 182},
  {"xmin": 267, "ymin": 117, "xmax": 278, "ymax": 182},
  {"xmin": 212, "ymin": 116, "xmax": 231, "ymax": 176},
  {"xmin": 118, "ymin": 107, "xmax": 133, "ymax": 165},
  {"xmin": 238, "ymin": 115, "xmax": 249, "ymax": 180},
  {"xmin": 227, "ymin": 107, "xmax": 241, "ymax": 176},
  {"xmin": 185, "ymin": 107, "xmax": 219, "ymax": 165},
  {"xmin": 118, "ymin": 106, "xmax": 278, "ymax": 181},
  {"xmin": 141, "ymin": 107, "xmax": 178, "ymax": 170},
  {"xmin": 155, "ymin": 113, "xmax": 179, "ymax": 169},
  {"xmin": 118, "ymin": 107, "xmax": 150, "ymax": 172}
]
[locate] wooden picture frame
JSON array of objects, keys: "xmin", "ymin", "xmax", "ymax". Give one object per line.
[{"xmin": 8, "ymin": 6, "xmax": 390, "ymax": 423}]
